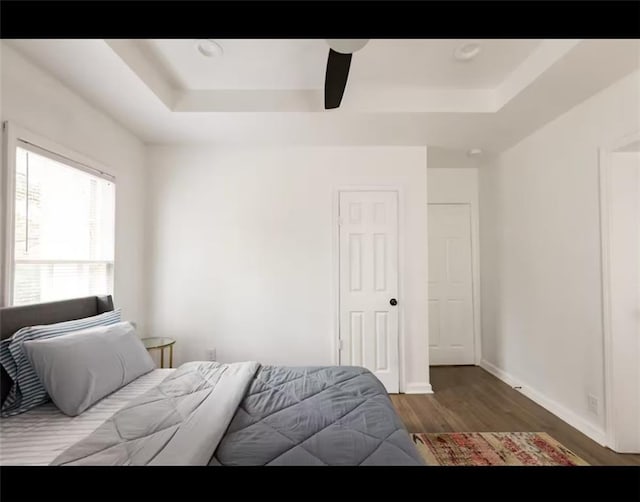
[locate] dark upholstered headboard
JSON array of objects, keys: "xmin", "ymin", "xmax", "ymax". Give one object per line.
[{"xmin": 0, "ymin": 295, "xmax": 114, "ymax": 406}]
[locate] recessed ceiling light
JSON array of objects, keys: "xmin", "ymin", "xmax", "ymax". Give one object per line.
[
  {"xmin": 454, "ymin": 42, "xmax": 481, "ymax": 61},
  {"xmin": 196, "ymin": 39, "xmax": 223, "ymax": 58},
  {"xmin": 467, "ymin": 148, "xmax": 483, "ymax": 157}
]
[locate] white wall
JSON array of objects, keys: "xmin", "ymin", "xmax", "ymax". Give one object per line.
[
  {"xmin": 146, "ymin": 145, "xmax": 431, "ymax": 392},
  {"xmin": 427, "ymin": 163, "xmax": 481, "ymax": 363},
  {"xmin": 479, "ymin": 70, "xmax": 640, "ymax": 443},
  {"xmin": 1, "ymin": 43, "xmax": 148, "ymax": 332},
  {"xmin": 428, "ymin": 167, "xmax": 478, "ymax": 203}
]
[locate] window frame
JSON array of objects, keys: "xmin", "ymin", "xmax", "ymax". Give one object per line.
[{"xmin": 1, "ymin": 121, "xmax": 117, "ymax": 307}]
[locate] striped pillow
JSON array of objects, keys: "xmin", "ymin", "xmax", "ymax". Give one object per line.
[{"xmin": 0, "ymin": 309, "xmax": 122, "ymax": 417}]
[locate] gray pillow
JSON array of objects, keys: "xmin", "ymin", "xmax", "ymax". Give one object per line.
[{"xmin": 23, "ymin": 321, "xmax": 155, "ymax": 416}]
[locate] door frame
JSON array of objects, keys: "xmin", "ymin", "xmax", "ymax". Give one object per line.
[
  {"xmin": 599, "ymin": 130, "xmax": 640, "ymax": 451},
  {"xmin": 427, "ymin": 202, "xmax": 482, "ymax": 366},
  {"xmin": 332, "ymin": 186, "xmax": 406, "ymax": 392}
]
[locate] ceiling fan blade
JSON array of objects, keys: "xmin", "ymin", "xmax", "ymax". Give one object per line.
[{"xmin": 324, "ymin": 48, "xmax": 352, "ymax": 110}]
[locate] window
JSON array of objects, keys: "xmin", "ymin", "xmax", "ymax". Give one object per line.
[{"xmin": 10, "ymin": 143, "xmax": 115, "ymax": 306}]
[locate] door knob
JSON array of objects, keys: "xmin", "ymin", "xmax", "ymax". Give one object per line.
[{"xmin": 390, "ymin": 298, "xmax": 398, "ymax": 306}]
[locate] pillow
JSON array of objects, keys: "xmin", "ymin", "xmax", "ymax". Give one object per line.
[
  {"xmin": 0, "ymin": 309, "xmax": 122, "ymax": 417},
  {"xmin": 23, "ymin": 321, "xmax": 155, "ymax": 416}
]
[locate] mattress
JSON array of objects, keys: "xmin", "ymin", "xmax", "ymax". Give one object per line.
[{"xmin": 0, "ymin": 369, "xmax": 173, "ymax": 465}]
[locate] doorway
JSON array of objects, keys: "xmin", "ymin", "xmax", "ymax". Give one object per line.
[{"xmin": 600, "ymin": 133, "xmax": 640, "ymax": 453}]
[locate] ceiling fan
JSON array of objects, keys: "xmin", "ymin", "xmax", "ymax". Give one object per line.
[{"xmin": 324, "ymin": 39, "xmax": 369, "ymax": 110}]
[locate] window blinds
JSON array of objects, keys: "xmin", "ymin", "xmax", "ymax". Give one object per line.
[{"xmin": 12, "ymin": 145, "xmax": 116, "ymax": 306}]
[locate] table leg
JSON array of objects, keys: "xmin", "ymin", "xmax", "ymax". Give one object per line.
[
  {"xmin": 160, "ymin": 347, "xmax": 164, "ymax": 368},
  {"xmin": 169, "ymin": 345, "xmax": 173, "ymax": 368}
]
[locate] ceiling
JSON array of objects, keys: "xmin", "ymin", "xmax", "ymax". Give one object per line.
[
  {"xmin": 3, "ymin": 39, "xmax": 639, "ymax": 151},
  {"xmin": 142, "ymin": 39, "xmax": 541, "ymax": 90}
]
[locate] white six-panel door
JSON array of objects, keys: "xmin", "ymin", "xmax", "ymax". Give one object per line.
[
  {"xmin": 428, "ymin": 203, "xmax": 475, "ymax": 365},
  {"xmin": 338, "ymin": 191, "xmax": 399, "ymax": 392}
]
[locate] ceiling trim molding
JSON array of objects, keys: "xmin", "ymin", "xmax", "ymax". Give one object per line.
[{"xmin": 173, "ymin": 88, "xmax": 496, "ymax": 113}]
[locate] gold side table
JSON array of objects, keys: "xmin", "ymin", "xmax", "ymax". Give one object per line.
[{"xmin": 141, "ymin": 337, "xmax": 176, "ymax": 368}]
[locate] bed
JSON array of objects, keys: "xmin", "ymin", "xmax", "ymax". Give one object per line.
[{"xmin": 0, "ymin": 296, "xmax": 423, "ymax": 466}]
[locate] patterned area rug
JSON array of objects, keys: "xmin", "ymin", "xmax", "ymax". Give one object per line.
[{"xmin": 411, "ymin": 432, "xmax": 589, "ymax": 466}]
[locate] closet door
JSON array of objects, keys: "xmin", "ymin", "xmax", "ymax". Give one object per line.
[{"xmin": 428, "ymin": 203, "xmax": 475, "ymax": 365}]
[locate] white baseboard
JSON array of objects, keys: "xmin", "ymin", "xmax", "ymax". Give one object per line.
[
  {"xmin": 479, "ymin": 359, "xmax": 607, "ymax": 446},
  {"xmin": 403, "ymin": 382, "xmax": 433, "ymax": 394}
]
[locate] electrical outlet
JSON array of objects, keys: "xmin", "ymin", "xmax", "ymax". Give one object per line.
[
  {"xmin": 206, "ymin": 348, "xmax": 216, "ymax": 361},
  {"xmin": 587, "ymin": 394, "xmax": 599, "ymax": 415}
]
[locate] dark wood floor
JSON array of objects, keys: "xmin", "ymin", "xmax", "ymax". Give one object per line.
[{"xmin": 390, "ymin": 366, "xmax": 640, "ymax": 466}]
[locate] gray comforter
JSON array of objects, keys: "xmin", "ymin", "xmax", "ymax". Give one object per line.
[
  {"xmin": 52, "ymin": 362, "xmax": 423, "ymax": 466},
  {"xmin": 212, "ymin": 365, "xmax": 424, "ymax": 465}
]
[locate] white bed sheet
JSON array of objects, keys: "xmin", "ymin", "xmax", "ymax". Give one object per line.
[{"xmin": 0, "ymin": 368, "xmax": 174, "ymax": 465}]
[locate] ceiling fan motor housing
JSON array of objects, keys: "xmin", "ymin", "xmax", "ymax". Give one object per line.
[{"xmin": 326, "ymin": 39, "xmax": 369, "ymax": 54}]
